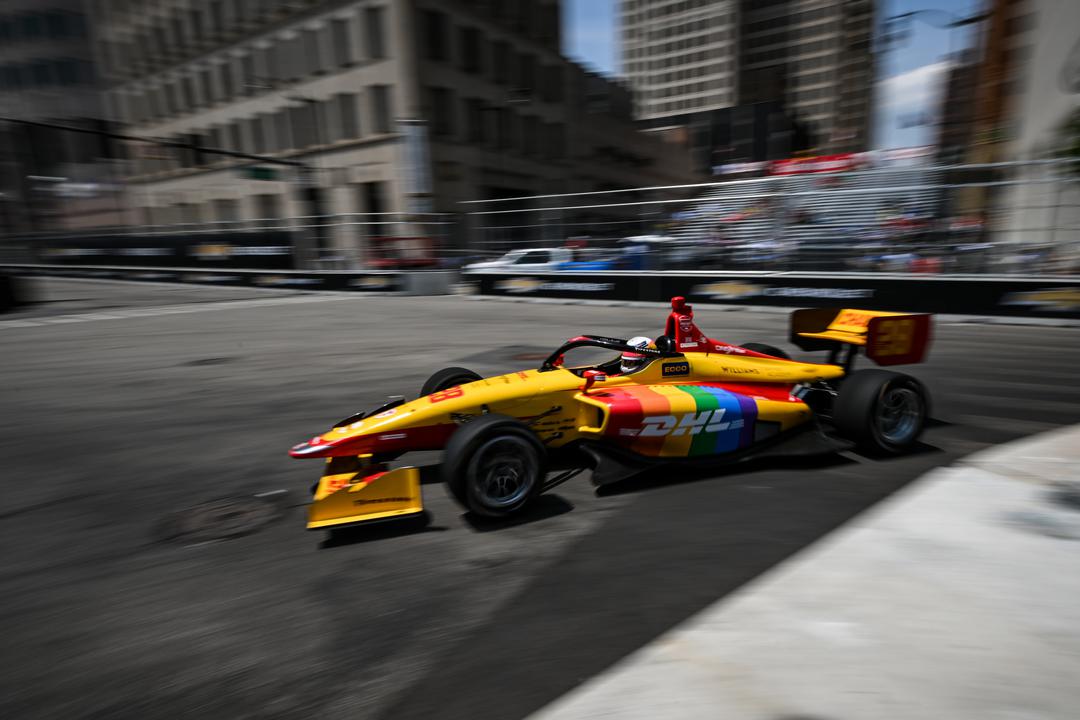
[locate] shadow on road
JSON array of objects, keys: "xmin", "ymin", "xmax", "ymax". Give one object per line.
[
  {"xmin": 462, "ymin": 494, "xmax": 575, "ymax": 532},
  {"xmin": 318, "ymin": 512, "xmax": 447, "ymax": 549}
]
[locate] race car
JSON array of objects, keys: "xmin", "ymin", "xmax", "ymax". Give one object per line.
[{"xmin": 290, "ymin": 297, "xmax": 932, "ymax": 532}]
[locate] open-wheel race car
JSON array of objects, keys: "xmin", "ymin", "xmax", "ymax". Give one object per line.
[{"xmin": 290, "ymin": 297, "xmax": 933, "ymax": 532}]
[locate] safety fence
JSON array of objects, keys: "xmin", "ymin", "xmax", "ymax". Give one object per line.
[{"xmin": 460, "ymin": 157, "xmax": 1080, "ymax": 277}]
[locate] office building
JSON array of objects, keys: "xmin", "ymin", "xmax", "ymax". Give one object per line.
[
  {"xmin": 0, "ymin": 0, "xmax": 117, "ymax": 233},
  {"xmin": 620, "ymin": 0, "xmax": 875, "ymax": 172},
  {"xmin": 89, "ymin": 0, "xmax": 696, "ymax": 265}
]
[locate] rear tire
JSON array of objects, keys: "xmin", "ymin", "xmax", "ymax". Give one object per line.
[
  {"xmin": 740, "ymin": 342, "xmax": 791, "ymax": 360},
  {"xmin": 443, "ymin": 414, "xmax": 546, "ymax": 517},
  {"xmin": 833, "ymin": 369, "xmax": 928, "ymax": 454},
  {"xmin": 420, "ymin": 366, "xmax": 482, "ymax": 397}
]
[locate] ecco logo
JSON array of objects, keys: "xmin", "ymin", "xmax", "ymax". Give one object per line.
[
  {"xmin": 619, "ymin": 410, "xmax": 744, "ymax": 438},
  {"xmin": 662, "ymin": 361, "xmax": 690, "ymax": 377}
]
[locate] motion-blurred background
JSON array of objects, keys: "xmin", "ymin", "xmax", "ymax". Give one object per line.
[{"xmin": 0, "ymin": 0, "xmax": 1076, "ymax": 275}]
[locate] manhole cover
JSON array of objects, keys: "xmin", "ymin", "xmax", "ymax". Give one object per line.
[{"xmin": 156, "ymin": 495, "xmax": 285, "ymax": 545}]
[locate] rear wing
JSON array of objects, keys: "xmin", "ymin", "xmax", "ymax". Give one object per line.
[{"xmin": 790, "ymin": 308, "xmax": 932, "ymax": 365}]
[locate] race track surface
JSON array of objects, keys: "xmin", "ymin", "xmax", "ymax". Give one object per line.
[{"xmin": 2, "ymin": 279, "xmax": 1078, "ymax": 719}]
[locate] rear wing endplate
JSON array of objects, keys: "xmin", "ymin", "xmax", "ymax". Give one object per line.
[{"xmin": 790, "ymin": 308, "xmax": 933, "ymax": 365}]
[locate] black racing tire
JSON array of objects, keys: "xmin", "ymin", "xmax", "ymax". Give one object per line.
[
  {"xmin": 833, "ymin": 369, "xmax": 928, "ymax": 455},
  {"xmin": 420, "ymin": 366, "xmax": 482, "ymax": 397},
  {"xmin": 442, "ymin": 414, "xmax": 547, "ymax": 518},
  {"xmin": 740, "ymin": 342, "xmax": 791, "ymax": 360}
]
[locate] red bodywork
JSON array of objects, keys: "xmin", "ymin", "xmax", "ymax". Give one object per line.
[{"xmin": 665, "ymin": 296, "xmax": 781, "ymax": 359}]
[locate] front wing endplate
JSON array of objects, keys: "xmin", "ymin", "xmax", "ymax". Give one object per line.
[{"xmin": 307, "ymin": 466, "xmax": 423, "ymax": 530}]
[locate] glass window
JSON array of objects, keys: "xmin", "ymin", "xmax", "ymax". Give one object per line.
[
  {"xmin": 200, "ymin": 67, "xmax": 214, "ymax": 104},
  {"xmin": 303, "ymin": 27, "xmax": 324, "ymax": 75},
  {"xmin": 331, "ymin": 17, "xmax": 354, "ymax": 67},
  {"xmin": 492, "ymin": 40, "xmax": 509, "ymax": 84},
  {"xmin": 422, "ymin": 10, "xmax": 448, "ymax": 61},
  {"xmin": 428, "ymin": 86, "xmax": 454, "ymax": 137},
  {"xmin": 337, "ymin": 92, "xmax": 359, "ymax": 139},
  {"xmin": 230, "ymin": 122, "xmax": 245, "ymax": 153},
  {"xmin": 241, "ymin": 53, "xmax": 256, "ymax": 94},
  {"xmin": 460, "ymin": 26, "xmax": 483, "ymax": 73},
  {"xmin": 274, "ymin": 109, "xmax": 292, "ymax": 151},
  {"xmin": 465, "ymin": 98, "xmax": 485, "ymax": 144},
  {"xmin": 219, "ymin": 61, "xmax": 233, "ymax": 100},
  {"xmin": 365, "ymin": 7, "xmax": 386, "ymax": 59},
  {"xmin": 371, "ymin": 84, "xmax": 392, "ymax": 134},
  {"xmin": 249, "ymin": 116, "xmax": 265, "ymax": 154}
]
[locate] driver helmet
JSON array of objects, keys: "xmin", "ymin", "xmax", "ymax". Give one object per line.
[{"xmin": 620, "ymin": 336, "xmax": 653, "ymax": 374}]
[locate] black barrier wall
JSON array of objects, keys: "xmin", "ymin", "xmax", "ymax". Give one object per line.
[
  {"xmin": 473, "ymin": 272, "xmax": 1080, "ymax": 319},
  {"xmin": 31, "ymin": 232, "xmax": 296, "ymax": 269},
  {"xmin": 5, "ymin": 264, "xmax": 403, "ymax": 292}
]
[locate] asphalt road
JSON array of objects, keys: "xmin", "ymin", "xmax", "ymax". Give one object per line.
[{"xmin": 2, "ymin": 279, "xmax": 1078, "ymax": 720}]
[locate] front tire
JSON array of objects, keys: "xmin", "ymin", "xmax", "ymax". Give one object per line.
[
  {"xmin": 420, "ymin": 366, "xmax": 482, "ymax": 397},
  {"xmin": 833, "ymin": 369, "xmax": 928, "ymax": 454},
  {"xmin": 442, "ymin": 414, "xmax": 546, "ymax": 517}
]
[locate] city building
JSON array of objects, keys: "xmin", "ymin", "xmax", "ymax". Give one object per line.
[
  {"xmin": 620, "ymin": 0, "xmax": 875, "ymax": 174},
  {"xmin": 88, "ymin": 0, "xmax": 697, "ymax": 266},
  {"xmin": 738, "ymin": 0, "xmax": 875, "ymax": 154},
  {"xmin": 0, "ymin": 0, "xmax": 119, "ymax": 234},
  {"xmin": 619, "ymin": 0, "xmax": 737, "ymax": 120}
]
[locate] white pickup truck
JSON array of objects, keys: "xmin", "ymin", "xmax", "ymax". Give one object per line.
[{"xmin": 463, "ymin": 247, "xmax": 575, "ymax": 273}]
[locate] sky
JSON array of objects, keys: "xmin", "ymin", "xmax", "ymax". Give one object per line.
[{"xmin": 563, "ymin": 0, "xmax": 987, "ymax": 150}]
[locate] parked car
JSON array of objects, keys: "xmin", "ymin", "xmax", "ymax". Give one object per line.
[{"xmin": 463, "ymin": 247, "xmax": 574, "ymax": 273}]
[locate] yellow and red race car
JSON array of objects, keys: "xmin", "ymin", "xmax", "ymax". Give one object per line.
[{"xmin": 290, "ymin": 297, "xmax": 932, "ymax": 532}]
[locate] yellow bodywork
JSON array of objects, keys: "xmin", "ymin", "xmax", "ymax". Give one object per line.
[
  {"xmin": 307, "ymin": 463, "xmax": 423, "ymax": 530},
  {"xmin": 299, "ymin": 348, "xmax": 847, "ymax": 528}
]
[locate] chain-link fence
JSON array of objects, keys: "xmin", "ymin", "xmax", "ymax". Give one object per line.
[{"xmin": 461, "ymin": 158, "xmax": 1080, "ymax": 276}]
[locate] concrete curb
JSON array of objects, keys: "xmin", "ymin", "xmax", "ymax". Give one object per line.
[{"xmin": 529, "ymin": 424, "xmax": 1080, "ymax": 720}]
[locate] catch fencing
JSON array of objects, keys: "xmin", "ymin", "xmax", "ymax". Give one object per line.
[{"xmin": 460, "ymin": 157, "xmax": 1080, "ymax": 276}]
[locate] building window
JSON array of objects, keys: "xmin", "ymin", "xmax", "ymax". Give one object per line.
[
  {"xmin": 274, "ymin": 110, "xmax": 292, "ymax": 151},
  {"xmin": 460, "ymin": 26, "xmax": 483, "ymax": 74},
  {"xmin": 496, "ymin": 108, "xmax": 516, "ymax": 151},
  {"xmin": 517, "ymin": 53, "xmax": 535, "ymax": 93},
  {"xmin": 464, "ymin": 98, "xmax": 485, "ymax": 144},
  {"xmin": 303, "ymin": 27, "xmax": 325, "ymax": 75},
  {"xmin": 200, "ymin": 67, "xmax": 215, "ymax": 104},
  {"xmin": 256, "ymin": 193, "xmax": 280, "ymax": 220},
  {"xmin": 422, "ymin": 10, "xmax": 449, "ymax": 62},
  {"xmin": 182, "ymin": 75, "xmax": 197, "ymax": 110},
  {"xmin": 289, "ymin": 102, "xmax": 316, "ymax": 147},
  {"xmin": 428, "ymin": 87, "xmax": 454, "ymax": 138},
  {"xmin": 249, "ymin": 116, "xmax": 265, "ymax": 154},
  {"xmin": 261, "ymin": 113, "xmax": 275, "ymax": 153},
  {"xmin": 371, "ymin": 84, "xmax": 392, "ymax": 134},
  {"xmin": 283, "ymin": 35, "xmax": 303, "ymax": 82},
  {"xmin": 541, "ymin": 65, "xmax": 563, "ymax": 103},
  {"xmin": 365, "ymin": 7, "xmax": 386, "ymax": 59},
  {"xmin": 234, "ymin": 54, "xmax": 251, "ymax": 95},
  {"xmin": 336, "ymin": 92, "xmax": 360, "ymax": 139},
  {"xmin": 521, "ymin": 115, "xmax": 538, "ymax": 156},
  {"xmin": 331, "ymin": 17, "xmax": 355, "ymax": 67},
  {"xmin": 218, "ymin": 61, "xmax": 233, "ymax": 100},
  {"xmin": 230, "ymin": 122, "xmax": 245, "ymax": 153},
  {"xmin": 492, "ymin": 40, "xmax": 509, "ymax": 84}
]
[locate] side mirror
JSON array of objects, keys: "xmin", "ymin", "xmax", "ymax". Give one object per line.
[{"xmin": 582, "ymin": 369, "xmax": 607, "ymax": 394}]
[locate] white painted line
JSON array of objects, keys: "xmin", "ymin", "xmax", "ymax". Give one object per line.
[{"xmin": 0, "ymin": 294, "xmax": 356, "ymax": 330}]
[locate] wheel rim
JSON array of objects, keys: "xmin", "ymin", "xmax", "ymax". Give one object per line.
[
  {"xmin": 470, "ymin": 436, "xmax": 537, "ymax": 509},
  {"xmin": 876, "ymin": 386, "xmax": 922, "ymax": 445}
]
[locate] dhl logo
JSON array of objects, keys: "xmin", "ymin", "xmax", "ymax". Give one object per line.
[{"xmin": 619, "ymin": 410, "xmax": 744, "ymax": 438}]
